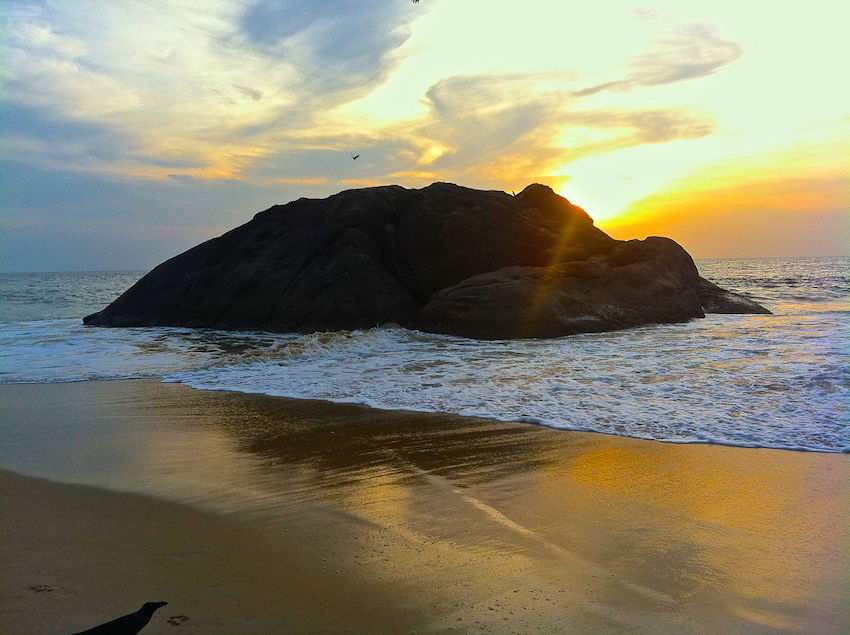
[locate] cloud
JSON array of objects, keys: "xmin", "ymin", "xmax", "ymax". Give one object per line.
[
  {"xmin": 574, "ymin": 24, "xmax": 742, "ymax": 96},
  {"xmin": 0, "ymin": 0, "xmax": 430, "ymax": 182},
  {"xmin": 237, "ymin": 0, "xmax": 418, "ymax": 100},
  {"xmin": 269, "ymin": 176, "xmax": 330, "ymax": 186},
  {"xmin": 235, "ymin": 66, "xmax": 716, "ymax": 192},
  {"xmin": 0, "ymin": 157, "xmax": 331, "ymax": 271},
  {"xmin": 560, "ymin": 110, "xmax": 714, "ymax": 157},
  {"xmin": 420, "ymin": 75, "xmax": 565, "ymax": 160},
  {"xmin": 1, "ymin": 0, "xmax": 846, "ymax": 270},
  {"xmin": 233, "ymin": 84, "xmax": 264, "ymax": 101},
  {"xmin": 8, "ymin": 20, "xmax": 86, "ymax": 59},
  {"xmin": 0, "ymin": 1, "xmax": 736, "ymax": 189},
  {"xmin": 0, "ymin": 102, "xmax": 206, "ymax": 177},
  {"xmin": 376, "ymin": 73, "xmax": 716, "ymax": 188},
  {"xmin": 3, "ymin": 40, "xmax": 140, "ymax": 119},
  {"xmin": 1, "ymin": 1, "xmax": 300, "ymax": 177}
]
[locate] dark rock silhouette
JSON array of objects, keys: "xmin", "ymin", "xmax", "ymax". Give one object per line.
[
  {"xmin": 84, "ymin": 183, "xmax": 769, "ymax": 339},
  {"xmin": 698, "ymin": 277, "xmax": 771, "ymax": 314},
  {"xmin": 71, "ymin": 601, "xmax": 167, "ymax": 634},
  {"xmin": 419, "ymin": 236, "xmax": 709, "ymax": 338}
]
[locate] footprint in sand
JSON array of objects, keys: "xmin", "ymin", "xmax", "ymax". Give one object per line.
[
  {"xmin": 27, "ymin": 584, "xmax": 57, "ymax": 593},
  {"xmin": 167, "ymin": 614, "xmax": 190, "ymax": 626}
]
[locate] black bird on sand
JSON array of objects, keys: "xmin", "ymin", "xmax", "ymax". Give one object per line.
[{"xmin": 71, "ymin": 602, "xmax": 168, "ymax": 635}]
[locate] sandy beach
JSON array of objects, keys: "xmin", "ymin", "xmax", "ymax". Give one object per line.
[{"xmin": 1, "ymin": 380, "xmax": 848, "ymax": 634}]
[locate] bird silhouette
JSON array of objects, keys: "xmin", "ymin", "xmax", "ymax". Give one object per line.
[
  {"xmin": 71, "ymin": 602, "xmax": 168, "ymax": 635},
  {"xmin": 351, "ymin": 153, "xmax": 360, "ymax": 160}
]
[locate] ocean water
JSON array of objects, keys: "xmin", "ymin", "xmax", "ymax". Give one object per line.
[{"xmin": 1, "ymin": 259, "xmax": 847, "ymax": 452}]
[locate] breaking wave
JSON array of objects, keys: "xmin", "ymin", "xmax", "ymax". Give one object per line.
[{"xmin": 1, "ymin": 258, "xmax": 848, "ymax": 452}]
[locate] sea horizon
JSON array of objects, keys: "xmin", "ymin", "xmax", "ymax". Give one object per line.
[
  {"xmin": 4, "ymin": 253, "xmax": 848, "ymax": 275},
  {"xmin": 3, "ymin": 256, "xmax": 847, "ymax": 454}
]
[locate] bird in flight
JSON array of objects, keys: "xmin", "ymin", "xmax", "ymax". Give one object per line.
[{"xmin": 351, "ymin": 153, "xmax": 360, "ymax": 161}]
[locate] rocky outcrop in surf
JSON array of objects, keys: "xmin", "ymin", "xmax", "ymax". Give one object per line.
[{"xmin": 84, "ymin": 182, "xmax": 769, "ymax": 339}]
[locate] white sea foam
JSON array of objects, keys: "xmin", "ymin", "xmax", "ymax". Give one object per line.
[
  {"xmin": 1, "ymin": 260, "xmax": 848, "ymax": 453},
  {"xmin": 164, "ymin": 317, "xmax": 849, "ymax": 453},
  {"xmin": 0, "ymin": 318, "xmax": 299, "ymax": 383}
]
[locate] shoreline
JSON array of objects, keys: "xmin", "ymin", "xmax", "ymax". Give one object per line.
[
  {"xmin": 163, "ymin": 379, "xmax": 850, "ymax": 455},
  {"xmin": 1, "ymin": 379, "xmax": 848, "ymax": 634},
  {"xmin": 3, "ymin": 375, "xmax": 844, "ymax": 455}
]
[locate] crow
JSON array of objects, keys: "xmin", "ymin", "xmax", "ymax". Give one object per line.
[{"xmin": 71, "ymin": 601, "xmax": 168, "ymax": 635}]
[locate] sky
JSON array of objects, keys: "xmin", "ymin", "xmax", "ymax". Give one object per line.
[{"xmin": 1, "ymin": 0, "xmax": 848, "ymax": 271}]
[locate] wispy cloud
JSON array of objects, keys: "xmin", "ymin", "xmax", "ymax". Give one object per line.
[
  {"xmin": 574, "ymin": 25, "xmax": 741, "ymax": 97},
  {"xmin": 0, "ymin": 2, "xmax": 738, "ymax": 188},
  {"xmin": 237, "ymin": 0, "xmax": 416, "ymax": 100}
]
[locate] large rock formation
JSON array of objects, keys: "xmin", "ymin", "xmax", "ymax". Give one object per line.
[{"xmin": 84, "ymin": 183, "xmax": 769, "ymax": 338}]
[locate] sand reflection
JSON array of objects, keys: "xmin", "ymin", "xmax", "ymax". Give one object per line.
[{"xmin": 0, "ymin": 380, "xmax": 847, "ymax": 634}]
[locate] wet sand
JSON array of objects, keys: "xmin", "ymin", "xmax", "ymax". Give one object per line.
[{"xmin": 1, "ymin": 380, "xmax": 848, "ymax": 634}]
